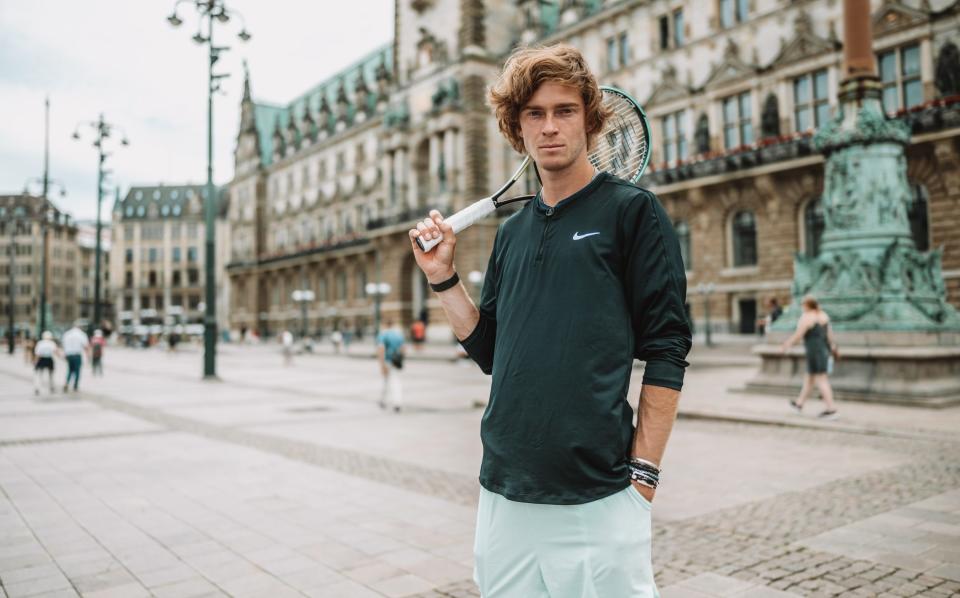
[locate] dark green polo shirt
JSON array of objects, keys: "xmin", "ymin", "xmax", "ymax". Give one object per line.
[{"xmin": 461, "ymin": 171, "xmax": 692, "ymax": 505}]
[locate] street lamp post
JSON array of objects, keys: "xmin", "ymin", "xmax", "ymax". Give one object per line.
[
  {"xmin": 6, "ymin": 215, "xmax": 17, "ymax": 355},
  {"xmin": 365, "ymin": 282, "xmax": 391, "ymax": 338},
  {"xmin": 72, "ymin": 115, "xmax": 128, "ymax": 336},
  {"xmin": 167, "ymin": 0, "xmax": 251, "ymax": 379},
  {"xmin": 24, "ymin": 98, "xmax": 69, "ymax": 335},
  {"xmin": 696, "ymin": 282, "xmax": 716, "ymax": 348},
  {"xmin": 22, "ymin": 179, "xmax": 66, "ymax": 336},
  {"xmin": 291, "ymin": 289, "xmax": 315, "ymax": 340}
]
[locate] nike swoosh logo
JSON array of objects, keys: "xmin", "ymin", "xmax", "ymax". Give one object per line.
[{"xmin": 572, "ymin": 232, "xmax": 600, "ymax": 241}]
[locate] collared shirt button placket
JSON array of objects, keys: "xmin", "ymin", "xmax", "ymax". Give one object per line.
[{"xmin": 536, "ymin": 208, "xmax": 554, "ymax": 263}]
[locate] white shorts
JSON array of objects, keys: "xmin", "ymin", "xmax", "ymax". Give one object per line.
[{"xmin": 473, "ymin": 485, "xmax": 658, "ymax": 597}]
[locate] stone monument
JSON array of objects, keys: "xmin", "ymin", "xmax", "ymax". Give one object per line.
[{"xmin": 748, "ymin": 0, "xmax": 960, "ymax": 406}]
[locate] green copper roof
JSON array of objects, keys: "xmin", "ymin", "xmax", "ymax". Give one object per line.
[
  {"xmin": 251, "ymin": 43, "xmax": 392, "ymax": 168},
  {"xmin": 117, "ymin": 184, "xmax": 222, "ymax": 220}
]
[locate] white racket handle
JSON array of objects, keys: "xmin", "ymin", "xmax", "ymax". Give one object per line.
[{"xmin": 416, "ymin": 197, "xmax": 497, "ymax": 252}]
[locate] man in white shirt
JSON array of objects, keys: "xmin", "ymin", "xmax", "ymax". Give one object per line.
[{"xmin": 61, "ymin": 323, "xmax": 90, "ymax": 393}]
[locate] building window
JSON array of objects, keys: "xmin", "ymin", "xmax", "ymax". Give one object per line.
[
  {"xmin": 148, "ymin": 248, "xmax": 157, "ymax": 263},
  {"xmin": 673, "ymin": 9, "xmax": 684, "ymax": 47},
  {"xmin": 658, "ymin": 15, "xmax": 670, "ymax": 51},
  {"xmin": 675, "ymin": 220, "xmax": 691, "ymax": 270},
  {"xmin": 187, "ymin": 247, "xmax": 197, "ymax": 262},
  {"xmin": 355, "ymin": 269, "xmax": 367, "ymax": 300},
  {"xmin": 661, "ymin": 111, "xmax": 688, "ymax": 164},
  {"xmin": 125, "ymin": 272, "xmax": 133, "ymax": 288},
  {"xmin": 722, "ymin": 91, "xmax": 753, "ymax": 149},
  {"xmin": 804, "ymin": 198, "xmax": 825, "ymax": 258},
  {"xmin": 607, "ymin": 33, "xmax": 629, "ymax": 71},
  {"xmin": 720, "ymin": 0, "xmax": 748, "ymax": 28},
  {"xmin": 879, "ymin": 44, "xmax": 922, "ymax": 114},
  {"xmin": 318, "ymin": 277, "xmax": 328, "ymax": 303},
  {"xmin": 125, "ymin": 249, "xmax": 133, "ymax": 264},
  {"xmin": 188, "ymin": 269, "xmax": 199, "ymax": 285},
  {"xmin": 793, "ymin": 69, "xmax": 830, "ymax": 132},
  {"xmin": 172, "ymin": 271, "xmax": 181, "ymax": 287},
  {"xmin": 336, "ymin": 271, "xmax": 347, "ymax": 302},
  {"xmin": 731, "ymin": 210, "xmax": 757, "ymax": 267},
  {"xmin": 173, "ymin": 247, "xmax": 181, "ymax": 263}
]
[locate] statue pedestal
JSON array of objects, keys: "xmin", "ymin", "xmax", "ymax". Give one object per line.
[{"xmin": 746, "ymin": 331, "xmax": 960, "ymax": 407}]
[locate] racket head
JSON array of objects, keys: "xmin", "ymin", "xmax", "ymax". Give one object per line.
[{"xmin": 590, "ymin": 86, "xmax": 651, "ymax": 184}]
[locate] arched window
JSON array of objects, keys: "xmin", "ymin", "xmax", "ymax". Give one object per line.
[
  {"xmin": 909, "ymin": 183, "xmax": 930, "ymax": 251},
  {"xmin": 674, "ymin": 220, "xmax": 691, "ymax": 270},
  {"xmin": 732, "ymin": 210, "xmax": 757, "ymax": 267},
  {"xmin": 804, "ymin": 198, "xmax": 825, "ymax": 258}
]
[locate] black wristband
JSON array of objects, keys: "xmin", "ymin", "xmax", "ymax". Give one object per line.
[{"xmin": 429, "ymin": 272, "xmax": 460, "ymax": 293}]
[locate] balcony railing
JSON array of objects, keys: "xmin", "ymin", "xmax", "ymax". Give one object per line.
[{"xmin": 641, "ymin": 96, "xmax": 960, "ymax": 186}]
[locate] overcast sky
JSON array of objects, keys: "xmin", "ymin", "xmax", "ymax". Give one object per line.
[{"xmin": 0, "ymin": 0, "xmax": 393, "ymax": 221}]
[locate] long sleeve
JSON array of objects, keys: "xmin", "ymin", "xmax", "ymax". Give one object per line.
[
  {"xmin": 623, "ymin": 190, "xmax": 692, "ymax": 391},
  {"xmin": 460, "ymin": 230, "xmax": 499, "ymax": 375}
]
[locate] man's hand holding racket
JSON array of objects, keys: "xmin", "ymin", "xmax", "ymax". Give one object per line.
[{"xmin": 409, "ymin": 210, "xmax": 457, "ymax": 285}]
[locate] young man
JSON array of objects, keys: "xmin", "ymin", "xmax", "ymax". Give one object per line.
[
  {"xmin": 408, "ymin": 45, "xmax": 691, "ymax": 596},
  {"xmin": 61, "ymin": 322, "xmax": 90, "ymax": 393}
]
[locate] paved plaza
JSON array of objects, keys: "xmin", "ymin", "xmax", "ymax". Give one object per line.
[{"xmin": 1, "ymin": 342, "xmax": 959, "ymax": 598}]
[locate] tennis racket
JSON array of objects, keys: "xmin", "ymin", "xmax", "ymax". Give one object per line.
[{"xmin": 415, "ymin": 85, "xmax": 650, "ymax": 252}]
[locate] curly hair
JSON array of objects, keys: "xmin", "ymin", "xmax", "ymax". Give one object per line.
[{"xmin": 488, "ymin": 44, "xmax": 610, "ymax": 155}]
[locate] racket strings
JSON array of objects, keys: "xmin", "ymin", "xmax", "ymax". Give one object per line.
[{"xmin": 588, "ymin": 95, "xmax": 648, "ymax": 180}]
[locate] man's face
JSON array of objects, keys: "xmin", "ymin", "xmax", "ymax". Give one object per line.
[{"xmin": 519, "ymin": 82, "xmax": 588, "ymax": 174}]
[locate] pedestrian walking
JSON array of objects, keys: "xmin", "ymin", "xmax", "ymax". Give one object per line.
[
  {"xmin": 33, "ymin": 331, "xmax": 57, "ymax": 396},
  {"xmin": 376, "ymin": 320, "xmax": 405, "ymax": 413},
  {"xmin": 60, "ymin": 322, "xmax": 89, "ymax": 393},
  {"xmin": 780, "ymin": 295, "xmax": 840, "ymax": 419},
  {"xmin": 23, "ymin": 333, "xmax": 36, "ymax": 367},
  {"xmin": 90, "ymin": 329, "xmax": 106, "ymax": 376},
  {"xmin": 409, "ymin": 45, "xmax": 691, "ymax": 596},
  {"xmin": 330, "ymin": 329, "xmax": 343, "ymax": 354},
  {"xmin": 281, "ymin": 329, "xmax": 294, "ymax": 365}
]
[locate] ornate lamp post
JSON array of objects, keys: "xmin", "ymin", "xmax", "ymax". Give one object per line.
[
  {"xmin": 166, "ymin": 0, "xmax": 251, "ymax": 379},
  {"xmin": 291, "ymin": 289, "xmax": 315, "ymax": 340},
  {"xmin": 72, "ymin": 115, "xmax": 128, "ymax": 336},
  {"xmin": 365, "ymin": 282, "xmax": 391, "ymax": 338}
]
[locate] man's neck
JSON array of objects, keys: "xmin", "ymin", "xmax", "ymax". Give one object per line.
[{"xmin": 539, "ymin": 157, "xmax": 597, "ymax": 207}]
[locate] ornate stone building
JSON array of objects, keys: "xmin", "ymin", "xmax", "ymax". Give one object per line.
[
  {"xmin": 226, "ymin": 0, "xmax": 960, "ymax": 339},
  {"xmin": 110, "ymin": 185, "xmax": 230, "ymax": 336},
  {"xmin": 0, "ymin": 194, "xmax": 79, "ymax": 337}
]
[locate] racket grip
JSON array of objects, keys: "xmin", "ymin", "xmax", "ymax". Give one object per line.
[{"xmin": 416, "ymin": 198, "xmax": 497, "ymax": 252}]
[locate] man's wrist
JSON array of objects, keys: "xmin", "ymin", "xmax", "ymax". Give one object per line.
[
  {"xmin": 429, "ymin": 271, "xmax": 460, "ymax": 293},
  {"xmin": 427, "ymin": 268, "xmax": 457, "ymax": 286}
]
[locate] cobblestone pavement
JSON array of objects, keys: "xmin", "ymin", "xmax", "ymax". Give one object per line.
[{"xmin": 1, "ymin": 345, "xmax": 959, "ymax": 597}]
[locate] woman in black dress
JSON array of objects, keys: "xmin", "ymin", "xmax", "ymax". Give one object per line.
[{"xmin": 780, "ymin": 295, "xmax": 839, "ymax": 419}]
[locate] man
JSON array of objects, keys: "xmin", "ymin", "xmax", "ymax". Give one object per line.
[
  {"xmin": 409, "ymin": 45, "xmax": 691, "ymax": 596},
  {"xmin": 61, "ymin": 322, "xmax": 90, "ymax": 393},
  {"xmin": 376, "ymin": 319, "xmax": 405, "ymax": 413}
]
